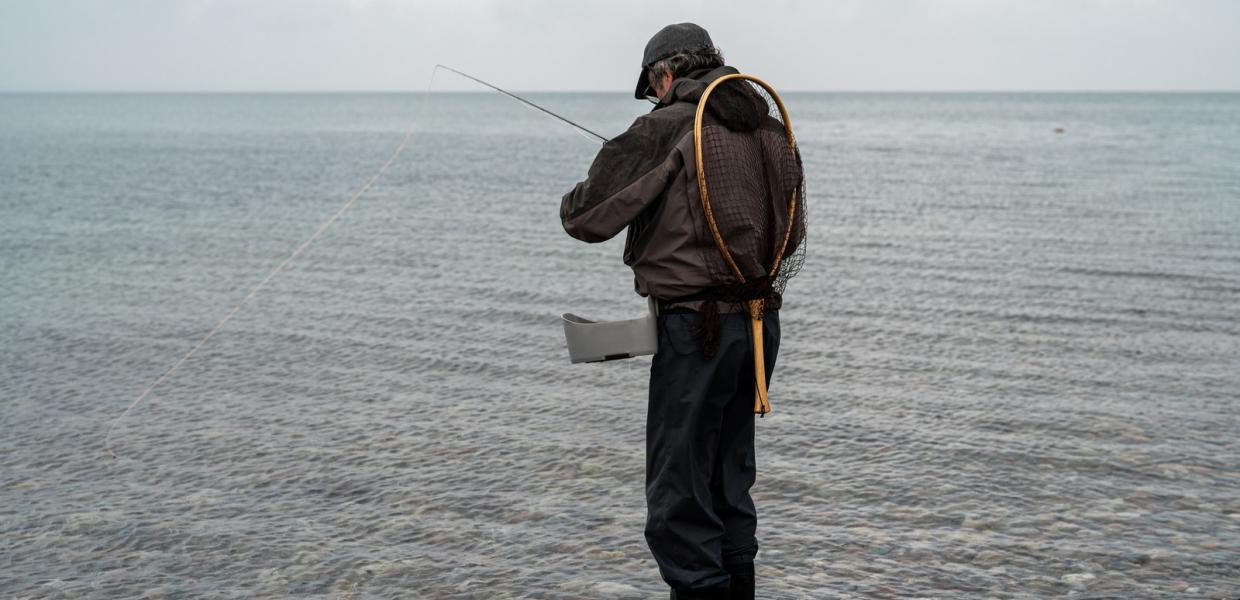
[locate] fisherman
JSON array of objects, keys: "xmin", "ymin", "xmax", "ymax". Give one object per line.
[{"xmin": 560, "ymin": 23, "xmax": 805, "ymax": 600}]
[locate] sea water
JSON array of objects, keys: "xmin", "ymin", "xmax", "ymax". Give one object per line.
[{"xmin": 1, "ymin": 92, "xmax": 1237, "ymax": 598}]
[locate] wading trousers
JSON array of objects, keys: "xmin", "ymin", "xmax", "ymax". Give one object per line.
[{"xmin": 645, "ymin": 309, "xmax": 780, "ymax": 594}]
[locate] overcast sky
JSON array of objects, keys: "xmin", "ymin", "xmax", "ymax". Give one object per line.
[{"xmin": 1, "ymin": 0, "xmax": 1238, "ymax": 92}]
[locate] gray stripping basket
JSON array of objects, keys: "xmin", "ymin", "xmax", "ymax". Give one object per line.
[{"xmin": 561, "ymin": 298, "xmax": 658, "ymax": 363}]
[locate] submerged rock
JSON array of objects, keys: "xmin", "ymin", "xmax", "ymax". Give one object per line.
[
  {"xmin": 1061, "ymin": 572, "xmax": 1096, "ymax": 585},
  {"xmin": 593, "ymin": 581, "xmax": 642, "ymax": 596}
]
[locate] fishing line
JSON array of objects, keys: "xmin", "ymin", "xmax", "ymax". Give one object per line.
[
  {"xmin": 105, "ymin": 65, "xmax": 608, "ymax": 459},
  {"xmin": 103, "ymin": 66, "xmax": 440, "ymax": 458}
]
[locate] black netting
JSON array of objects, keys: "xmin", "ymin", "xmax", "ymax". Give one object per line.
[{"xmin": 694, "ymin": 78, "xmax": 807, "ymax": 312}]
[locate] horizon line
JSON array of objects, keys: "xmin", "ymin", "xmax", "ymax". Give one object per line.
[{"xmin": 2, "ymin": 88, "xmax": 1239, "ymax": 95}]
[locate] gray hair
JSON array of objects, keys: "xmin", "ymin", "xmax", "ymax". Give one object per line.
[{"xmin": 648, "ymin": 46, "xmax": 726, "ymax": 87}]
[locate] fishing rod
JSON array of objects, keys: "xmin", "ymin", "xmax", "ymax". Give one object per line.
[{"xmin": 435, "ymin": 64, "xmax": 610, "ymax": 144}]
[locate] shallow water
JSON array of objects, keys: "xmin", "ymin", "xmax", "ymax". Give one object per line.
[{"xmin": 1, "ymin": 91, "xmax": 1238, "ymax": 599}]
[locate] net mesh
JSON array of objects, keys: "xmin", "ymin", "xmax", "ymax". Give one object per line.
[{"xmin": 694, "ymin": 78, "xmax": 807, "ymax": 314}]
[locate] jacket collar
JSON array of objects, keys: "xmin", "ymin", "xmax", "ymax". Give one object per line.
[{"xmin": 652, "ymin": 66, "xmax": 739, "ymax": 110}]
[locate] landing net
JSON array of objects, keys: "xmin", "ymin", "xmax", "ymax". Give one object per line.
[{"xmin": 693, "ymin": 74, "xmax": 807, "ymax": 415}]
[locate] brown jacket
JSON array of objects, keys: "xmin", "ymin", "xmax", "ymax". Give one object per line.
[{"xmin": 561, "ymin": 66, "xmax": 803, "ymax": 301}]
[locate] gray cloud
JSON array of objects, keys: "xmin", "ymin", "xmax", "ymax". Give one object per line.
[{"xmin": 1, "ymin": 0, "xmax": 1237, "ymax": 91}]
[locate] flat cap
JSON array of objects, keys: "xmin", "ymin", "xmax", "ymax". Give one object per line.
[{"xmin": 634, "ymin": 22, "xmax": 714, "ymax": 99}]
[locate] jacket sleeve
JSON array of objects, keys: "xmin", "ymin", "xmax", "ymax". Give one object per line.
[{"xmin": 560, "ymin": 115, "xmax": 683, "ymax": 243}]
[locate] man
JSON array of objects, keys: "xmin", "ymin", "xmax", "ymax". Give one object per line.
[{"xmin": 560, "ymin": 23, "xmax": 804, "ymax": 600}]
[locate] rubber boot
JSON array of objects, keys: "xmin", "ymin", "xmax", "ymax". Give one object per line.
[{"xmin": 726, "ymin": 561, "xmax": 754, "ymax": 600}]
